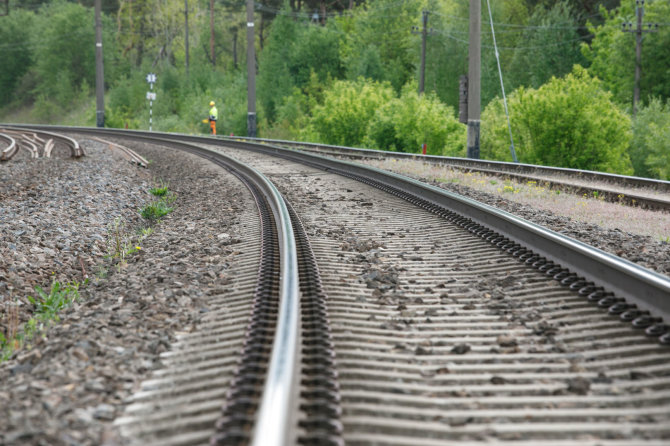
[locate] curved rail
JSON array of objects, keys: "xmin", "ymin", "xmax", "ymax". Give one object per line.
[
  {"xmin": 0, "ymin": 126, "xmax": 84, "ymax": 158},
  {"xmin": 0, "ymin": 133, "xmax": 17, "ymax": 161},
  {"xmin": 222, "ymin": 135, "xmax": 670, "ymax": 210},
  {"xmin": 224, "ymin": 135, "xmax": 670, "ymax": 190},
  {"xmin": 102, "ymin": 134, "xmax": 301, "ymax": 446}
]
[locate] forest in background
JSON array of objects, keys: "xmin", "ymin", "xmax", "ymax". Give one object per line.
[{"xmin": 0, "ymin": 0, "xmax": 669, "ymax": 179}]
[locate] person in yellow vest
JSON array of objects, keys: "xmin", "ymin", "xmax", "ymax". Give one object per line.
[{"xmin": 208, "ymin": 101, "xmax": 218, "ymax": 135}]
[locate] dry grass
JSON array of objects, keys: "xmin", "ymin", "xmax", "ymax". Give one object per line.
[{"xmin": 368, "ymin": 159, "xmax": 670, "ymax": 242}]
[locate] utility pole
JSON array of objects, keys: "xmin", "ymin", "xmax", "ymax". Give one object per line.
[
  {"xmin": 94, "ymin": 0, "xmax": 105, "ymax": 128},
  {"xmin": 622, "ymin": 0, "xmax": 658, "ymax": 116},
  {"xmin": 210, "ymin": 0, "xmax": 215, "ymax": 66},
  {"xmin": 184, "ymin": 0, "xmax": 189, "ymax": 77},
  {"xmin": 411, "ymin": 10, "xmax": 436, "ymax": 95},
  {"xmin": 467, "ymin": 0, "xmax": 481, "ymax": 159},
  {"xmin": 246, "ymin": 0, "xmax": 257, "ymax": 137}
]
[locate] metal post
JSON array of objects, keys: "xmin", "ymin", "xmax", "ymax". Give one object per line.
[
  {"xmin": 635, "ymin": 1, "xmax": 642, "ymax": 115},
  {"xmin": 185, "ymin": 0, "xmax": 189, "ymax": 77},
  {"xmin": 420, "ymin": 10, "xmax": 427, "ymax": 94},
  {"xmin": 411, "ymin": 10, "xmax": 435, "ymax": 95},
  {"xmin": 210, "ymin": 0, "xmax": 215, "ymax": 66},
  {"xmin": 246, "ymin": 0, "xmax": 257, "ymax": 137},
  {"xmin": 467, "ymin": 0, "xmax": 481, "ymax": 159},
  {"xmin": 623, "ymin": 0, "xmax": 658, "ymax": 117},
  {"xmin": 149, "ymin": 80, "xmax": 153, "ymax": 131},
  {"xmin": 94, "ymin": 0, "xmax": 105, "ymax": 128}
]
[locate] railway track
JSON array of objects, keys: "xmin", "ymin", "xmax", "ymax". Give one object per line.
[
  {"xmin": 6, "ymin": 126, "xmax": 670, "ymax": 445},
  {"xmin": 222, "ymin": 136, "xmax": 670, "ymax": 212},
  {"xmin": 0, "ymin": 126, "xmax": 83, "ymax": 160}
]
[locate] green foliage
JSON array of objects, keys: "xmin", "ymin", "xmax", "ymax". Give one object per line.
[
  {"xmin": 31, "ymin": 1, "xmax": 96, "ymax": 102},
  {"xmin": 2, "ymin": 279, "xmax": 84, "ymax": 361},
  {"xmin": 482, "ymin": 66, "xmax": 633, "ymax": 174},
  {"xmin": 582, "ymin": 0, "xmax": 670, "ymax": 106},
  {"xmin": 140, "ymin": 200, "xmax": 173, "ymax": 220},
  {"xmin": 365, "ymin": 83, "xmax": 466, "ymax": 156},
  {"xmin": 149, "ymin": 181, "xmax": 169, "ymax": 197},
  {"xmin": 631, "ymin": 98, "xmax": 670, "ymax": 179},
  {"xmin": 311, "ymin": 78, "xmax": 395, "ymax": 146},
  {"xmin": 0, "ymin": 9, "xmax": 34, "ymax": 105},
  {"xmin": 258, "ymin": 10, "xmax": 342, "ymax": 123},
  {"xmin": 27, "ymin": 279, "xmax": 82, "ymax": 321},
  {"xmin": 507, "ymin": 1, "xmax": 586, "ymax": 90},
  {"xmin": 337, "ymin": 0, "xmax": 421, "ymax": 91},
  {"xmin": 141, "ymin": 185, "xmax": 175, "ymax": 221}
]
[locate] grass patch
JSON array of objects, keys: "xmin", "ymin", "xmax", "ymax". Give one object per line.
[
  {"xmin": 149, "ymin": 180, "xmax": 169, "ymax": 197},
  {"xmin": 1, "ymin": 279, "xmax": 85, "ymax": 361},
  {"xmin": 141, "ymin": 183, "xmax": 175, "ymax": 222},
  {"xmin": 27, "ymin": 280, "xmax": 82, "ymax": 321},
  {"xmin": 140, "ymin": 200, "xmax": 173, "ymax": 220}
]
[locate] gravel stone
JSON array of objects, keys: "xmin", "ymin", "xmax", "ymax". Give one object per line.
[{"xmin": 0, "ymin": 137, "xmax": 248, "ymax": 444}]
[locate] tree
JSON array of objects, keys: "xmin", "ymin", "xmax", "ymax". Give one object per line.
[
  {"xmin": 631, "ymin": 98, "xmax": 670, "ymax": 179},
  {"xmin": 32, "ymin": 1, "xmax": 97, "ymax": 104},
  {"xmin": 0, "ymin": 9, "xmax": 34, "ymax": 105},
  {"xmin": 481, "ymin": 66, "xmax": 633, "ymax": 174},
  {"xmin": 258, "ymin": 9, "xmax": 343, "ymax": 123},
  {"xmin": 507, "ymin": 1, "xmax": 586, "ymax": 90},
  {"xmin": 257, "ymin": 11, "xmax": 300, "ymax": 123},
  {"xmin": 582, "ymin": 0, "xmax": 670, "ymax": 107},
  {"xmin": 337, "ymin": 0, "xmax": 421, "ymax": 91}
]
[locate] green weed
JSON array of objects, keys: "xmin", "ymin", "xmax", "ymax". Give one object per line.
[
  {"xmin": 27, "ymin": 279, "xmax": 82, "ymax": 321},
  {"xmin": 2, "ymin": 279, "xmax": 85, "ymax": 361},
  {"xmin": 149, "ymin": 180, "xmax": 169, "ymax": 197},
  {"xmin": 140, "ymin": 200, "xmax": 173, "ymax": 220}
]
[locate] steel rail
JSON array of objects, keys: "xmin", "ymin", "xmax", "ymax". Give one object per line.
[
  {"xmin": 222, "ymin": 135, "xmax": 670, "ymax": 192},
  {"xmin": 219, "ymin": 135, "xmax": 670, "ymax": 211},
  {"xmin": 0, "ymin": 126, "xmax": 84, "ymax": 157},
  {"xmin": 0, "ymin": 133, "xmax": 17, "ymax": 161},
  {"xmin": 13, "ymin": 126, "xmax": 301, "ymax": 446},
  {"xmin": 16, "ymin": 125, "xmax": 670, "ymax": 324}
]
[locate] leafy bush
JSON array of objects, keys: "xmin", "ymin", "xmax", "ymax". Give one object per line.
[
  {"xmin": 482, "ymin": 66, "xmax": 633, "ymax": 174},
  {"xmin": 365, "ymin": 83, "xmax": 466, "ymax": 156},
  {"xmin": 631, "ymin": 98, "xmax": 670, "ymax": 179},
  {"xmin": 311, "ymin": 78, "xmax": 394, "ymax": 146}
]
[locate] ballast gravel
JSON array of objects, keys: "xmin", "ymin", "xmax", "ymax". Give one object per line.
[{"xmin": 0, "ymin": 139, "xmax": 247, "ymax": 445}]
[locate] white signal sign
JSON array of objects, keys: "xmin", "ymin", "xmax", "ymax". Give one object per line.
[
  {"xmin": 146, "ymin": 73, "xmax": 157, "ymax": 84},
  {"xmin": 146, "ymin": 92, "xmax": 156, "ymax": 101}
]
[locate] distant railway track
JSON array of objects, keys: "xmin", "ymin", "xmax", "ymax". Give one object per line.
[
  {"xmin": 223, "ymin": 136, "xmax": 670, "ymax": 212},
  {"xmin": 8, "ymin": 125, "xmax": 670, "ymax": 445},
  {"xmin": 0, "ymin": 126, "xmax": 84, "ymax": 160}
]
